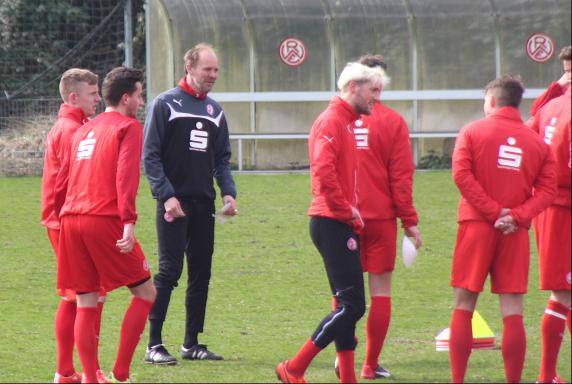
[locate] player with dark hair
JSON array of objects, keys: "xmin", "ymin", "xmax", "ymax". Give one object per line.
[
  {"xmin": 276, "ymin": 62, "xmax": 384, "ymax": 384},
  {"xmin": 143, "ymin": 43, "xmax": 237, "ymax": 365},
  {"xmin": 448, "ymin": 75, "xmax": 556, "ymax": 383},
  {"xmin": 528, "ymin": 69, "xmax": 571, "ymax": 384},
  {"xmin": 41, "ymin": 68, "xmax": 108, "ymax": 384},
  {"xmin": 346, "ymin": 54, "xmax": 422, "ymax": 380},
  {"xmin": 55, "ymin": 66, "xmax": 156, "ymax": 383}
]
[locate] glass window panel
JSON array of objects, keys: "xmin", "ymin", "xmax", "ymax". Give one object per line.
[
  {"xmin": 161, "ymin": 0, "xmax": 250, "ymax": 92},
  {"xmin": 246, "ymin": 2, "xmax": 330, "ymax": 91},
  {"xmin": 494, "ymin": 0, "xmax": 571, "ymax": 88},
  {"xmin": 410, "ymin": 1, "xmax": 496, "ymax": 89},
  {"xmin": 254, "ymin": 140, "xmax": 309, "ymax": 169},
  {"xmin": 147, "ymin": 1, "xmax": 174, "ymax": 100},
  {"xmin": 256, "ymin": 102, "xmax": 328, "ymax": 133},
  {"xmin": 329, "ymin": 0, "xmax": 411, "ymax": 90},
  {"xmin": 219, "ymin": 102, "xmax": 251, "ymax": 134},
  {"xmin": 418, "ymin": 100, "xmax": 484, "ymax": 132}
]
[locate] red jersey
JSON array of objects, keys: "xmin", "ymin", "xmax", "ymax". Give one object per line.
[
  {"xmin": 58, "ymin": 111, "xmax": 142, "ymax": 224},
  {"xmin": 354, "ymin": 101, "xmax": 418, "ymax": 226},
  {"xmin": 453, "ymin": 106, "xmax": 556, "ymax": 229},
  {"xmin": 529, "ymin": 88, "xmax": 571, "ymax": 208},
  {"xmin": 41, "ymin": 104, "xmax": 87, "ymax": 229},
  {"xmin": 308, "ymin": 97, "xmax": 359, "ymax": 229},
  {"xmin": 530, "ymin": 82, "xmax": 566, "ymax": 116}
]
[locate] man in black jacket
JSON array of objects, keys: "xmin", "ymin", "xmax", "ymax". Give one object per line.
[{"xmin": 143, "ymin": 43, "xmax": 237, "ymax": 365}]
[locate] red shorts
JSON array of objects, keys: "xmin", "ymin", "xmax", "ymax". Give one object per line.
[
  {"xmin": 48, "ymin": 228, "xmax": 106, "ymax": 301},
  {"xmin": 451, "ymin": 221, "xmax": 530, "ymax": 294},
  {"xmin": 360, "ymin": 219, "xmax": 397, "ymax": 274},
  {"xmin": 534, "ymin": 206, "xmax": 572, "ymax": 291},
  {"xmin": 57, "ymin": 215, "xmax": 151, "ymax": 293}
]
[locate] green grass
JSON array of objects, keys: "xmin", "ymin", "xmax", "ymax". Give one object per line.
[{"xmin": 0, "ymin": 172, "xmax": 570, "ymax": 383}]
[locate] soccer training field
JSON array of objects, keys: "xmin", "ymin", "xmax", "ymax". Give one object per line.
[{"xmin": 0, "ymin": 172, "xmax": 570, "ymax": 383}]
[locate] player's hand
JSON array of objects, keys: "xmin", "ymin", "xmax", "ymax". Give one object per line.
[
  {"xmin": 405, "ymin": 226, "xmax": 423, "ymax": 249},
  {"xmin": 222, "ymin": 195, "xmax": 238, "ymax": 216},
  {"xmin": 351, "ymin": 206, "xmax": 364, "ymax": 230},
  {"xmin": 164, "ymin": 196, "xmax": 186, "ymax": 220},
  {"xmin": 494, "ymin": 215, "xmax": 518, "ymax": 235},
  {"xmin": 116, "ymin": 223, "xmax": 135, "ymax": 253}
]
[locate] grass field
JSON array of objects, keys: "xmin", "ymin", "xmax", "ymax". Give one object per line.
[{"xmin": 0, "ymin": 172, "xmax": 570, "ymax": 383}]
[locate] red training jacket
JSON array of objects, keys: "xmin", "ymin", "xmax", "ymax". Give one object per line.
[
  {"xmin": 528, "ymin": 88, "xmax": 571, "ymax": 208},
  {"xmin": 57, "ymin": 111, "xmax": 143, "ymax": 224},
  {"xmin": 41, "ymin": 104, "xmax": 87, "ymax": 229},
  {"xmin": 354, "ymin": 101, "xmax": 418, "ymax": 226},
  {"xmin": 308, "ymin": 96, "xmax": 361, "ymax": 231},
  {"xmin": 452, "ymin": 106, "xmax": 556, "ymax": 229},
  {"xmin": 530, "ymin": 82, "xmax": 567, "ymax": 116}
]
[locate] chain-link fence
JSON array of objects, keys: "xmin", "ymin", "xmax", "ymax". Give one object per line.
[{"xmin": 0, "ymin": 0, "xmax": 145, "ymax": 176}]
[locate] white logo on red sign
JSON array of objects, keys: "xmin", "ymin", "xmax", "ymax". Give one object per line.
[
  {"xmin": 279, "ymin": 37, "xmax": 307, "ymax": 67},
  {"xmin": 206, "ymin": 104, "xmax": 214, "ymax": 116},
  {"xmin": 347, "ymin": 237, "xmax": 357, "ymax": 251},
  {"xmin": 526, "ymin": 33, "xmax": 555, "ymax": 63}
]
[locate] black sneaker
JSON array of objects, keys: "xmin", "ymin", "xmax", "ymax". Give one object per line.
[
  {"xmin": 144, "ymin": 344, "xmax": 178, "ymax": 365},
  {"xmin": 180, "ymin": 344, "xmax": 224, "ymax": 360}
]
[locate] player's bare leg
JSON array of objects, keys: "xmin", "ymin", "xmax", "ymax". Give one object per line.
[{"xmin": 499, "ymin": 293, "xmax": 525, "ymax": 383}]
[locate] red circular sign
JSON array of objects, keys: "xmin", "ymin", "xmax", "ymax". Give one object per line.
[
  {"xmin": 278, "ymin": 37, "xmax": 307, "ymax": 67},
  {"xmin": 526, "ymin": 33, "xmax": 555, "ymax": 63}
]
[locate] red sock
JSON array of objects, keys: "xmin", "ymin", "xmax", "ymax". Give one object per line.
[
  {"xmin": 75, "ymin": 307, "xmax": 98, "ymax": 383},
  {"xmin": 365, "ymin": 296, "xmax": 391, "ymax": 369},
  {"xmin": 449, "ymin": 309, "xmax": 473, "ymax": 383},
  {"xmin": 567, "ymin": 309, "xmax": 571, "ymax": 336},
  {"xmin": 502, "ymin": 314, "xmax": 526, "ymax": 384},
  {"xmin": 94, "ymin": 301, "xmax": 104, "ymax": 370},
  {"xmin": 55, "ymin": 299, "xmax": 77, "ymax": 376},
  {"xmin": 337, "ymin": 350, "xmax": 356, "ymax": 383},
  {"xmin": 112, "ymin": 297, "xmax": 153, "ymax": 382},
  {"xmin": 287, "ymin": 339, "xmax": 321, "ymax": 377},
  {"xmin": 539, "ymin": 300, "xmax": 568, "ymax": 382},
  {"xmin": 331, "ymin": 296, "xmax": 338, "ymax": 311}
]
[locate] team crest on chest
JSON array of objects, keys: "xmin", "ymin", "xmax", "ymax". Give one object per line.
[{"xmin": 206, "ymin": 104, "xmax": 214, "ymax": 116}]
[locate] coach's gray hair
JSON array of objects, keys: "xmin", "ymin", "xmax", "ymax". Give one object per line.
[{"xmin": 337, "ymin": 62, "xmax": 388, "ymax": 91}]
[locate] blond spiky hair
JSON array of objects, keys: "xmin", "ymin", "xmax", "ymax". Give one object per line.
[{"xmin": 337, "ymin": 62, "xmax": 390, "ymax": 91}]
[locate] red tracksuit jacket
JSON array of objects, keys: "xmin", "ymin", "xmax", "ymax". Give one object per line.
[
  {"xmin": 452, "ymin": 106, "xmax": 556, "ymax": 229},
  {"xmin": 528, "ymin": 88, "xmax": 571, "ymax": 208},
  {"xmin": 308, "ymin": 96, "xmax": 360, "ymax": 230},
  {"xmin": 354, "ymin": 101, "xmax": 418, "ymax": 227},
  {"xmin": 57, "ymin": 111, "xmax": 142, "ymax": 225},
  {"xmin": 41, "ymin": 104, "xmax": 87, "ymax": 229}
]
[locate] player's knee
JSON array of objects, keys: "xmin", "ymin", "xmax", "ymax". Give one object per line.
[
  {"xmin": 154, "ymin": 270, "xmax": 182, "ymax": 288},
  {"xmin": 336, "ymin": 287, "xmax": 366, "ymax": 322}
]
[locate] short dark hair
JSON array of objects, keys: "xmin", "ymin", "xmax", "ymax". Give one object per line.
[
  {"xmin": 559, "ymin": 45, "xmax": 571, "ymax": 61},
  {"xmin": 484, "ymin": 75, "xmax": 524, "ymax": 108},
  {"xmin": 102, "ymin": 67, "xmax": 143, "ymax": 107},
  {"xmin": 357, "ymin": 54, "xmax": 388, "ymax": 70}
]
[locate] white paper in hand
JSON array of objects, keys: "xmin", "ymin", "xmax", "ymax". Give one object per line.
[
  {"xmin": 402, "ymin": 235, "xmax": 418, "ymax": 268},
  {"xmin": 214, "ymin": 203, "xmax": 232, "ymax": 224}
]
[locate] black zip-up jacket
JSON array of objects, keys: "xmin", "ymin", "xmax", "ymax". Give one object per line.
[{"xmin": 143, "ymin": 86, "xmax": 236, "ymax": 202}]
